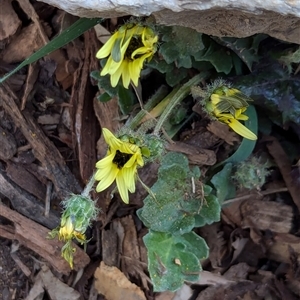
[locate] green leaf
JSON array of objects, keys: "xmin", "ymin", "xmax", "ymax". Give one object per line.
[
  {"xmin": 214, "ymin": 35, "xmax": 267, "ymax": 71},
  {"xmin": 232, "ymin": 52, "xmax": 244, "ymax": 75},
  {"xmin": 192, "ymin": 60, "xmax": 215, "ymax": 72},
  {"xmin": 117, "ymin": 85, "xmax": 136, "ymax": 115},
  {"xmin": 194, "ymin": 42, "xmax": 233, "ymax": 74},
  {"xmin": 159, "ymin": 25, "xmax": 204, "ymax": 66},
  {"xmin": 210, "ymin": 163, "xmax": 235, "ymax": 204},
  {"xmin": 92, "ymin": 71, "xmax": 119, "ymax": 97},
  {"xmin": 278, "ymin": 47, "xmax": 300, "ymax": 74},
  {"xmin": 169, "ymin": 106, "xmax": 188, "ymax": 125},
  {"xmin": 90, "ymin": 70, "xmax": 102, "ymax": 81},
  {"xmin": 177, "ymin": 56, "xmax": 192, "ymax": 69},
  {"xmin": 146, "ymin": 59, "xmax": 174, "ymax": 74},
  {"xmin": 0, "ymin": 18, "xmax": 103, "ymax": 83},
  {"xmin": 193, "ymin": 194, "xmax": 221, "ymax": 227},
  {"xmin": 166, "ymin": 68, "xmax": 188, "ymax": 87},
  {"xmin": 144, "ymin": 230, "xmax": 209, "ymax": 292},
  {"xmin": 97, "ymin": 92, "xmax": 112, "ymax": 102},
  {"xmin": 92, "ymin": 69, "xmax": 136, "ymax": 112},
  {"xmin": 160, "ymin": 42, "xmax": 180, "ymax": 64},
  {"xmin": 234, "ymin": 64, "xmax": 300, "ymax": 125},
  {"xmin": 137, "ymin": 152, "xmax": 221, "ymax": 234}
]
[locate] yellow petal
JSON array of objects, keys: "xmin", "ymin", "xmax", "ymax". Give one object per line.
[
  {"xmin": 143, "ymin": 35, "xmax": 158, "ymax": 48},
  {"xmin": 100, "ymin": 55, "xmax": 115, "ymax": 75},
  {"xmin": 95, "ymin": 152, "xmax": 115, "ymax": 170},
  {"xmin": 131, "ymin": 46, "xmax": 149, "ymax": 58},
  {"xmin": 102, "ymin": 128, "xmax": 123, "ymax": 150},
  {"xmin": 119, "ymin": 141, "xmax": 140, "ymax": 155},
  {"xmin": 226, "ymin": 88, "xmax": 241, "ymax": 97},
  {"xmin": 96, "ymin": 31, "xmax": 119, "ymax": 59},
  {"xmin": 116, "ymin": 171, "xmax": 129, "ymax": 203},
  {"xmin": 128, "ymin": 59, "xmax": 141, "ymax": 87},
  {"xmin": 74, "ymin": 232, "xmax": 86, "ymax": 243},
  {"xmin": 128, "ymin": 24, "xmax": 143, "ymax": 37},
  {"xmin": 136, "ymin": 153, "xmax": 144, "ymax": 167},
  {"xmin": 236, "ymin": 113, "xmax": 249, "ymax": 121},
  {"xmin": 95, "ymin": 166, "xmax": 110, "ymax": 182},
  {"xmin": 110, "ymin": 63, "xmax": 124, "ymax": 87},
  {"xmin": 210, "ymin": 94, "xmax": 221, "ymax": 104},
  {"xmin": 121, "ymin": 60, "xmax": 131, "ymax": 88},
  {"xmin": 122, "ymin": 166, "xmax": 137, "ymax": 193},
  {"xmin": 216, "ymin": 112, "xmax": 234, "ymax": 121},
  {"xmin": 109, "ymin": 35, "xmax": 132, "ymax": 74},
  {"xmin": 59, "ymin": 217, "xmax": 74, "ymax": 240},
  {"xmin": 228, "ymin": 119, "xmax": 257, "ymax": 140},
  {"xmin": 95, "ymin": 164, "xmax": 118, "ymax": 192},
  {"xmin": 124, "ymin": 153, "xmax": 138, "ymax": 168},
  {"xmin": 142, "ymin": 27, "xmax": 158, "ymax": 46}
]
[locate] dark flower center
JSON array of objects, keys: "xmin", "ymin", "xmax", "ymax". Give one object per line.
[
  {"xmin": 125, "ymin": 36, "xmax": 143, "ymax": 60},
  {"xmin": 113, "ymin": 150, "xmax": 132, "ymax": 169}
]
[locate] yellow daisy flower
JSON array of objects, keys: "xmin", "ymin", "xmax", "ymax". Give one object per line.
[
  {"xmin": 58, "ymin": 215, "xmax": 86, "ymax": 242},
  {"xmin": 96, "ymin": 23, "xmax": 158, "ymax": 88},
  {"xmin": 95, "ymin": 128, "xmax": 144, "ymax": 203},
  {"xmin": 49, "ymin": 194, "xmax": 98, "ymax": 268},
  {"xmin": 215, "ymin": 108, "xmax": 257, "ymax": 141},
  {"xmin": 206, "ymin": 86, "xmax": 257, "ymax": 140},
  {"xmin": 59, "ymin": 216, "xmax": 75, "ymax": 240},
  {"xmin": 58, "ymin": 215, "xmax": 87, "ymax": 268}
]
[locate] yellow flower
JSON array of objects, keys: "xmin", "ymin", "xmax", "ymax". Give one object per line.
[
  {"xmin": 58, "ymin": 215, "xmax": 87, "ymax": 269},
  {"xmin": 96, "ymin": 23, "xmax": 158, "ymax": 88},
  {"xmin": 95, "ymin": 128, "xmax": 144, "ymax": 203},
  {"xmin": 215, "ymin": 108, "xmax": 257, "ymax": 141},
  {"xmin": 206, "ymin": 86, "xmax": 257, "ymax": 140},
  {"xmin": 59, "ymin": 216, "xmax": 74, "ymax": 240},
  {"xmin": 58, "ymin": 215, "xmax": 87, "ymax": 243},
  {"xmin": 61, "ymin": 241, "xmax": 75, "ymax": 269},
  {"xmin": 48, "ymin": 194, "xmax": 98, "ymax": 268}
]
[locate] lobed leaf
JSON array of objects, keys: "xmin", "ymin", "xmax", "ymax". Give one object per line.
[
  {"xmin": 137, "ymin": 152, "xmax": 221, "ymax": 234},
  {"xmin": 143, "ymin": 230, "xmax": 209, "ymax": 291}
]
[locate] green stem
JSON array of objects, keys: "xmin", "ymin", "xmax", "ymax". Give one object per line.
[
  {"xmin": 82, "ymin": 174, "xmax": 96, "ymax": 197},
  {"xmin": 153, "ymin": 72, "xmax": 210, "ymax": 135},
  {"xmin": 127, "ymin": 85, "xmax": 169, "ymax": 130}
]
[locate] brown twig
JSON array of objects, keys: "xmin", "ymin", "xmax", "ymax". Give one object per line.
[
  {"xmin": 0, "ymin": 83, "xmax": 81, "ymax": 199},
  {"xmin": 0, "ymin": 203, "xmax": 90, "ymax": 274},
  {"xmin": 224, "ymin": 187, "xmax": 289, "ymax": 205}
]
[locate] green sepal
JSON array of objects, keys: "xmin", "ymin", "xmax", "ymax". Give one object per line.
[
  {"xmin": 111, "ymin": 36, "xmax": 123, "ymax": 63},
  {"xmin": 141, "ymin": 147, "xmax": 151, "ymax": 157}
]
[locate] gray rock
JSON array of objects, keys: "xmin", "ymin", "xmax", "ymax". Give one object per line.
[{"xmin": 39, "ymin": 0, "xmax": 300, "ymax": 44}]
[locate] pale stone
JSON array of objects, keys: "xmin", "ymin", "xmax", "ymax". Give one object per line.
[{"xmin": 38, "ymin": 0, "xmax": 300, "ymax": 44}]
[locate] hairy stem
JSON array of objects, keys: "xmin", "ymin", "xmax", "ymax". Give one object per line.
[{"xmin": 153, "ymin": 72, "xmax": 210, "ymax": 135}]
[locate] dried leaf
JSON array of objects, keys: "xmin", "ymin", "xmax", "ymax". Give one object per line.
[
  {"xmin": 240, "ymin": 199, "xmax": 293, "ymax": 233},
  {"xmin": 39, "ymin": 265, "xmax": 80, "ymax": 300},
  {"xmin": 0, "ymin": 0, "xmax": 21, "ymax": 41},
  {"xmin": 2, "ymin": 24, "xmax": 44, "ymax": 63},
  {"xmin": 94, "ymin": 261, "xmax": 146, "ymax": 300}
]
